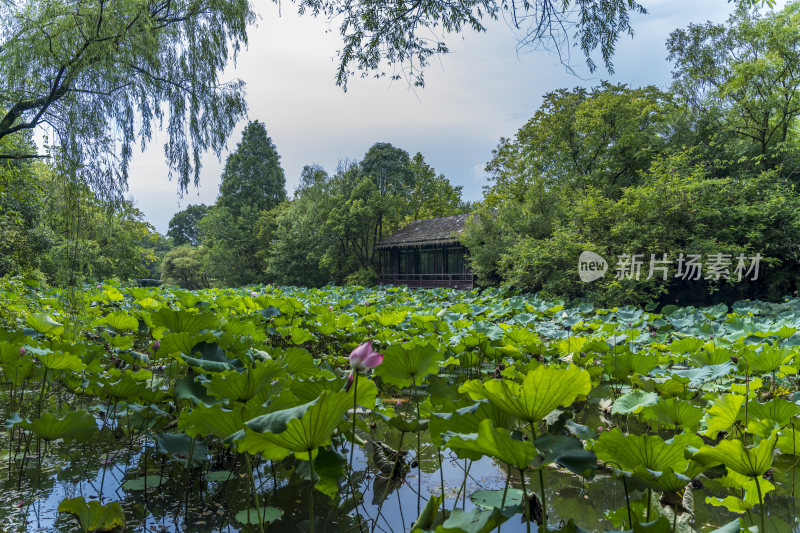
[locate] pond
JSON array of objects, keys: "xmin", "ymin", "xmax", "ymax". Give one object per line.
[{"xmin": 1, "ymin": 283, "xmax": 800, "ymax": 532}]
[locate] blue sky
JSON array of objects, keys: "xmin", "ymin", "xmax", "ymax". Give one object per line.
[{"xmin": 126, "ymin": 0, "xmax": 769, "ymax": 234}]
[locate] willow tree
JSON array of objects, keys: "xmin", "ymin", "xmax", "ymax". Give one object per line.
[{"xmin": 0, "ymin": 0, "xmax": 253, "ymax": 193}]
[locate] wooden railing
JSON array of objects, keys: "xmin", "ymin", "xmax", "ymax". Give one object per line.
[{"xmin": 378, "ymin": 273, "xmax": 474, "ymax": 289}]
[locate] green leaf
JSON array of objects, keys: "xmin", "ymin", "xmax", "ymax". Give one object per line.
[
  {"xmin": 279, "ymin": 324, "xmax": 315, "ymax": 345},
  {"xmin": 436, "ymin": 506, "xmax": 509, "ymax": 533},
  {"xmin": 234, "ymin": 506, "xmax": 283, "ymax": 526},
  {"xmin": 611, "ymin": 390, "xmax": 659, "ymax": 415},
  {"xmin": 95, "ymin": 373, "xmax": 149, "ymax": 400},
  {"xmin": 276, "ymin": 347, "xmax": 318, "ymax": 379},
  {"xmin": 121, "ymin": 475, "xmax": 167, "ymax": 491},
  {"xmin": 101, "ymin": 311, "xmax": 139, "ymax": 332},
  {"xmin": 26, "ymin": 313, "xmax": 64, "ymax": 337},
  {"xmin": 469, "ymin": 489, "xmax": 524, "ymax": 517},
  {"xmin": 706, "ymin": 471, "xmax": 775, "ymax": 514},
  {"xmin": 178, "ymin": 403, "xmax": 265, "ymax": 441},
  {"xmin": 443, "ymin": 418, "xmax": 538, "ymax": 469},
  {"xmin": 533, "ymin": 434, "xmax": 597, "ymax": 478},
  {"xmin": 155, "ymin": 433, "xmax": 208, "ymax": 465},
  {"xmin": 290, "ymin": 375, "xmax": 377, "ymax": 408},
  {"xmin": 37, "ymin": 351, "xmax": 86, "ymax": 372},
  {"xmin": 375, "ymin": 342, "xmax": 441, "ymax": 388},
  {"xmin": 593, "ymin": 429, "xmax": 697, "ymax": 492},
  {"xmin": 149, "ymin": 308, "xmax": 219, "ymax": 335},
  {"xmin": 747, "ymin": 398, "xmax": 800, "ymax": 427},
  {"xmin": 640, "ymin": 398, "xmax": 704, "ymax": 432},
  {"xmin": 460, "ymin": 365, "xmax": 591, "ymax": 423},
  {"xmin": 16, "ymin": 411, "xmax": 97, "ymax": 442},
  {"xmin": 239, "ymin": 390, "xmax": 351, "ymax": 460},
  {"xmin": 158, "ymin": 332, "xmax": 206, "ymax": 356},
  {"xmin": 411, "ymin": 493, "xmax": 448, "ymax": 532},
  {"xmin": 703, "ymin": 394, "xmax": 745, "ymax": 438},
  {"xmin": 58, "ymin": 497, "xmax": 125, "ymax": 532},
  {"xmin": 175, "ymin": 375, "xmax": 218, "ymax": 406},
  {"xmin": 204, "ymin": 362, "xmax": 284, "ymax": 402},
  {"xmin": 694, "ymin": 433, "xmax": 777, "ymax": 477}
]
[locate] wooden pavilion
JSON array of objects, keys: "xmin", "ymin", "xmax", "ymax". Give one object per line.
[{"xmin": 375, "ymin": 214, "xmax": 474, "ymax": 289}]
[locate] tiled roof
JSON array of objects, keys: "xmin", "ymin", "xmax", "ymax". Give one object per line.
[{"xmin": 375, "ymin": 214, "xmax": 470, "ymax": 249}]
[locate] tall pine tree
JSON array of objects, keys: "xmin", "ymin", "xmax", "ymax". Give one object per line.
[
  {"xmin": 201, "ymin": 121, "xmax": 287, "ymax": 286},
  {"xmin": 218, "ymin": 121, "xmax": 286, "ymax": 216}
]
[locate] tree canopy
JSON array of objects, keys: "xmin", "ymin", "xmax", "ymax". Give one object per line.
[
  {"xmin": 0, "ymin": 0, "xmax": 253, "ymax": 193},
  {"xmin": 1, "ymin": 0, "xmax": 658, "ymax": 195}
]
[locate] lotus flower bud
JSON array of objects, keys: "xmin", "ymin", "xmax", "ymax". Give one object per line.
[
  {"xmin": 19, "ymin": 347, "xmax": 26, "ymax": 356},
  {"xmin": 152, "ymin": 340, "xmax": 161, "ymax": 351}
]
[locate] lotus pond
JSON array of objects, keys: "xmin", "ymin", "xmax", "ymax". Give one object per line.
[{"xmin": 1, "ymin": 281, "xmax": 800, "ymax": 532}]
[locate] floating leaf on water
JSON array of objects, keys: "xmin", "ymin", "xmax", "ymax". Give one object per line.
[
  {"xmin": 234, "ymin": 506, "xmax": 283, "ymax": 526},
  {"xmin": 121, "ymin": 475, "xmax": 167, "ymax": 491}
]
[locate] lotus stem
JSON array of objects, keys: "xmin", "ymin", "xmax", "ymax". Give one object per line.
[
  {"xmin": 413, "ymin": 376, "xmax": 421, "ymax": 516},
  {"xmin": 349, "ymin": 371, "xmax": 358, "ymax": 490},
  {"xmin": 529, "ymin": 421, "xmax": 547, "ymax": 532},
  {"xmin": 243, "ymin": 454, "xmax": 265, "ymax": 533},
  {"xmin": 36, "ymin": 368, "xmax": 48, "ymax": 418},
  {"xmin": 538, "ymin": 468, "xmax": 548, "ymax": 533},
  {"xmin": 621, "ymin": 474, "xmax": 632, "ymax": 529},
  {"xmin": 519, "ymin": 468, "xmax": 531, "ymax": 533},
  {"xmin": 646, "ymin": 487, "xmax": 652, "ymax": 522},
  {"xmin": 497, "ymin": 465, "xmax": 511, "ymax": 533},
  {"xmin": 754, "ymin": 475, "xmax": 765, "ymax": 533},
  {"xmin": 309, "ymin": 449, "xmax": 316, "ymax": 533},
  {"xmin": 790, "ymin": 420, "xmax": 797, "ymax": 501},
  {"xmin": 438, "ymin": 446, "xmax": 446, "ymax": 514},
  {"xmin": 451, "ymin": 459, "xmax": 472, "ymax": 514}
]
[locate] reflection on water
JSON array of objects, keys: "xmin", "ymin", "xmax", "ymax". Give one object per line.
[{"xmin": 1, "ymin": 394, "xmax": 799, "ymax": 532}]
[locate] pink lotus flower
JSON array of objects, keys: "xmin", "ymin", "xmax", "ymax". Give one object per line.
[
  {"xmin": 328, "ymin": 305, "xmax": 333, "ymax": 311},
  {"xmin": 349, "ymin": 341, "xmax": 383, "ymax": 372},
  {"xmin": 97, "ymin": 284, "xmax": 102, "ymax": 289},
  {"xmin": 250, "ymin": 291, "xmax": 258, "ymax": 297},
  {"xmin": 19, "ymin": 347, "xmax": 25, "ymax": 356}
]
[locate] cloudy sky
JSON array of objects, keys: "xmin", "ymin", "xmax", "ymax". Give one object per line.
[{"xmin": 126, "ymin": 0, "xmax": 763, "ymax": 234}]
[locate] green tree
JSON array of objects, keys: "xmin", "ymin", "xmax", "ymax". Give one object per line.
[
  {"xmin": 407, "ymin": 153, "xmax": 464, "ymax": 221},
  {"xmin": 200, "ymin": 121, "xmax": 287, "ymax": 286},
  {"xmin": 161, "ymin": 245, "xmax": 211, "ymax": 289},
  {"xmin": 667, "ymin": 3, "xmax": 800, "ymax": 174},
  {"xmin": 303, "ymin": 0, "xmax": 646, "ymax": 88},
  {"xmin": 360, "ymin": 142, "xmax": 415, "ymax": 241},
  {"xmin": 267, "ymin": 188, "xmax": 332, "ymax": 286},
  {"xmin": 218, "ymin": 121, "xmax": 287, "ymax": 215},
  {"xmin": 484, "ymin": 82, "xmax": 676, "ymax": 204},
  {"xmin": 167, "ymin": 204, "xmax": 209, "ymax": 246}
]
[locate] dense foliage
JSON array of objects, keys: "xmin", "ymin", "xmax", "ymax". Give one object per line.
[
  {"xmin": 0, "ymin": 136, "xmax": 163, "ymax": 285},
  {"xmin": 1, "ymin": 282, "xmax": 799, "ymax": 531},
  {"xmin": 464, "ymin": 4, "xmax": 800, "ymax": 306},
  {"xmin": 163, "ymin": 137, "xmax": 470, "ymax": 289}
]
